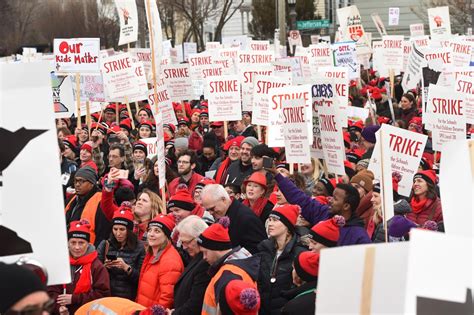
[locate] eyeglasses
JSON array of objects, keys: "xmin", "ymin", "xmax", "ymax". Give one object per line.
[
  {"xmin": 180, "ymin": 238, "xmax": 196, "ymax": 246},
  {"xmin": 6, "ymin": 298, "xmax": 54, "ymax": 315},
  {"xmin": 74, "ymin": 178, "xmax": 88, "ymax": 185}
]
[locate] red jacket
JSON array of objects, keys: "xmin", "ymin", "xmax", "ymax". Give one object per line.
[
  {"xmin": 136, "ymin": 242, "xmax": 184, "ymax": 308},
  {"xmin": 407, "ymin": 197, "xmax": 443, "ymax": 226},
  {"xmin": 188, "ymin": 131, "xmax": 203, "ymax": 152},
  {"xmin": 100, "ymin": 188, "xmax": 117, "ymax": 221},
  {"xmin": 168, "ymin": 172, "xmax": 204, "ymax": 196},
  {"xmin": 356, "ymin": 192, "xmax": 375, "ymax": 229}
]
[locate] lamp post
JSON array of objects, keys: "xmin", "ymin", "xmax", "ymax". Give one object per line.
[{"xmin": 288, "ymin": 0, "xmax": 297, "ymax": 31}]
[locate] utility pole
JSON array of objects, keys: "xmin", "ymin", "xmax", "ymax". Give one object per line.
[{"xmin": 278, "ymin": 0, "xmax": 286, "ymax": 47}]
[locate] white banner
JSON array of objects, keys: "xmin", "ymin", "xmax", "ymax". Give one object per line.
[
  {"xmin": 240, "ymin": 64, "xmax": 273, "ymax": 112},
  {"xmin": 162, "ymin": 63, "xmax": 193, "ymax": 102},
  {"xmin": 205, "ymin": 75, "xmax": 242, "ymax": 122},
  {"xmin": 115, "ymin": 0, "xmax": 138, "ymax": 45},
  {"xmin": 101, "ymin": 53, "xmax": 143, "ymax": 99},
  {"xmin": 428, "ymin": 6, "xmax": 451, "ymax": 39},
  {"xmin": 308, "ymin": 43, "xmax": 333, "ymax": 76},
  {"xmin": 282, "ymin": 98, "xmax": 311, "ymax": 164},
  {"xmin": 54, "ymin": 38, "xmax": 100, "ymax": 73},
  {"xmin": 252, "ymin": 75, "xmax": 292, "ymax": 126}
]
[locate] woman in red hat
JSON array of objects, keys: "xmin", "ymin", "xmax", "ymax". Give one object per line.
[
  {"xmin": 97, "ymin": 206, "xmax": 146, "ymax": 301},
  {"xmin": 136, "ymin": 214, "xmax": 184, "ymax": 308},
  {"xmin": 213, "ymin": 136, "xmax": 244, "ymax": 185},
  {"xmin": 48, "ymin": 220, "xmax": 111, "ymax": 314},
  {"xmin": 190, "ymin": 108, "xmax": 201, "ymax": 131},
  {"xmin": 137, "ymin": 120, "xmax": 155, "ymax": 139},
  {"xmin": 407, "ymin": 170, "xmax": 443, "ymax": 226},
  {"xmin": 242, "ymin": 172, "xmax": 274, "ymax": 223},
  {"xmin": 256, "ymin": 204, "xmax": 306, "ymax": 314}
]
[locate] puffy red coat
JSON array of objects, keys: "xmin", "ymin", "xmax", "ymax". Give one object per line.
[
  {"xmin": 136, "ymin": 242, "xmax": 184, "ymax": 308},
  {"xmin": 407, "ymin": 197, "xmax": 443, "ymax": 226}
]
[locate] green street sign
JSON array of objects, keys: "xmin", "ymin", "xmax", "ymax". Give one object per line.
[{"xmin": 296, "ymin": 19, "xmax": 330, "ymax": 30}]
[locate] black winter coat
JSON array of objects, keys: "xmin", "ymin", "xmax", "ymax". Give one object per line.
[
  {"xmin": 97, "ymin": 237, "xmax": 146, "ymax": 300},
  {"xmin": 226, "ymin": 199, "xmax": 267, "ymax": 254},
  {"xmin": 173, "ymin": 252, "xmax": 211, "ymax": 315},
  {"xmin": 257, "ymin": 236, "xmax": 307, "ymax": 315},
  {"xmin": 225, "ymin": 160, "xmax": 254, "ymax": 187},
  {"xmin": 280, "ymin": 281, "xmax": 317, "ymax": 315}
]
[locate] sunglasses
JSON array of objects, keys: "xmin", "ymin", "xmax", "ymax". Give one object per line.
[{"xmin": 6, "ymin": 298, "xmax": 54, "ymax": 315}]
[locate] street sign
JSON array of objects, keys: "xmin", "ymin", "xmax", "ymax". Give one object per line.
[{"xmin": 296, "ymin": 19, "xmax": 330, "ymax": 30}]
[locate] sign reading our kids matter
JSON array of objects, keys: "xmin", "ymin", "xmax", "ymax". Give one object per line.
[{"xmin": 54, "ymin": 38, "xmax": 100, "ymax": 73}]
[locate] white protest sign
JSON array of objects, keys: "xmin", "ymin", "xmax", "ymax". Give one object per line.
[
  {"xmin": 76, "ymin": 101, "xmax": 104, "ymax": 117},
  {"xmin": 1, "ymin": 61, "xmax": 70, "ymax": 285},
  {"xmin": 115, "ymin": 0, "xmax": 138, "ymax": 46},
  {"xmin": 183, "ymin": 42, "xmax": 197, "ymax": 62},
  {"xmin": 282, "ymin": 98, "xmax": 311, "ymax": 164},
  {"xmin": 238, "ymin": 50, "xmax": 275, "ymax": 68},
  {"xmin": 249, "ymin": 40, "xmax": 270, "ymax": 51},
  {"xmin": 213, "ymin": 56, "xmax": 236, "ymax": 75},
  {"xmin": 154, "ymin": 111, "xmax": 166, "ymax": 188},
  {"xmin": 144, "ymin": 0, "xmax": 163, "ymax": 77},
  {"xmin": 337, "ymin": 5, "xmax": 372, "ymax": 55},
  {"xmin": 449, "ymin": 39, "xmax": 474, "ymax": 67},
  {"xmin": 129, "ymin": 48, "xmax": 152, "ymax": 82},
  {"xmin": 428, "ymin": 6, "xmax": 451, "ymax": 39},
  {"xmin": 77, "ymin": 75, "xmax": 105, "ymax": 102},
  {"xmin": 148, "ymin": 80, "xmax": 178, "ymax": 126},
  {"xmin": 294, "ymin": 46, "xmax": 311, "ymax": 79},
  {"xmin": 426, "ymin": 84, "xmax": 466, "ymax": 150},
  {"xmin": 51, "ymin": 72, "xmax": 75, "ymax": 119},
  {"xmin": 388, "ymin": 7, "xmax": 400, "ymax": 26},
  {"xmin": 371, "ymin": 13, "xmax": 387, "ymax": 37},
  {"xmin": 347, "ymin": 106, "xmax": 369, "ymax": 123},
  {"xmin": 222, "ymin": 35, "xmax": 249, "ymax": 50},
  {"xmin": 268, "ymin": 85, "xmax": 312, "ymax": 148},
  {"xmin": 205, "ymin": 75, "xmax": 242, "ymax": 122},
  {"xmin": 140, "ymin": 137, "xmax": 158, "ymax": 159},
  {"xmin": 454, "ymin": 74, "xmax": 474, "ymax": 123},
  {"xmin": 318, "ymin": 103, "xmax": 346, "ymax": 175},
  {"xmin": 189, "ymin": 51, "xmax": 214, "ymax": 99},
  {"xmin": 201, "ymin": 63, "xmax": 224, "ymax": 80},
  {"xmin": 318, "ymin": 66, "xmax": 349, "ymax": 126},
  {"xmin": 381, "ymin": 35, "xmax": 404, "ymax": 71},
  {"xmin": 410, "ymin": 23, "xmax": 425, "ymax": 37},
  {"xmin": 252, "ymin": 75, "xmax": 292, "ymax": 126},
  {"xmin": 171, "ymin": 44, "xmax": 184, "ymax": 64},
  {"xmin": 317, "ymin": 243, "xmax": 409, "ymax": 314},
  {"xmin": 308, "ymin": 43, "xmax": 333, "ymax": 76},
  {"xmin": 162, "ymin": 63, "xmax": 193, "ymax": 102},
  {"xmin": 110, "ymin": 56, "xmax": 148, "ymax": 102},
  {"xmin": 218, "ymin": 48, "xmax": 239, "ymax": 68},
  {"xmin": 205, "ymin": 41, "xmax": 222, "ymax": 51},
  {"xmin": 402, "ymin": 42, "xmax": 426, "ymax": 92},
  {"xmin": 162, "ymin": 40, "xmax": 172, "ymax": 57},
  {"xmin": 100, "ymin": 53, "xmax": 142, "ymax": 99},
  {"xmin": 54, "ymin": 38, "xmax": 100, "ymax": 73},
  {"xmin": 402, "ymin": 40, "xmax": 411, "ymax": 73},
  {"xmin": 240, "ymin": 64, "xmax": 273, "ymax": 112},
  {"xmin": 332, "ymin": 42, "xmax": 359, "ymax": 80},
  {"xmin": 424, "ymin": 48, "xmax": 453, "ymax": 87}
]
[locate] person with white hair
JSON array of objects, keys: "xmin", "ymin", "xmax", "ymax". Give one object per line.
[
  {"xmin": 200, "ymin": 184, "xmax": 266, "ymax": 254},
  {"xmin": 171, "ymin": 216, "xmax": 212, "ymax": 315}
]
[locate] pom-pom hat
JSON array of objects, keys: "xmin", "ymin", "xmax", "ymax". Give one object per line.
[
  {"xmin": 413, "ymin": 170, "xmax": 437, "ymax": 186},
  {"xmin": 68, "ymin": 219, "xmax": 92, "ymax": 242},
  {"xmin": 308, "ymin": 215, "xmax": 345, "ymax": 247},
  {"xmin": 197, "ymin": 217, "xmax": 232, "ymax": 250},
  {"xmin": 167, "ymin": 186, "xmax": 195, "ymax": 211},
  {"xmin": 219, "ymin": 280, "xmax": 260, "ymax": 315},
  {"xmin": 112, "ymin": 203, "xmax": 134, "ymax": 230},
  {"xmin": 268, "ymin": 204, "xmax": 300, "ymax": 233},
  {"xmin": 148, "ymin": 214, "xmax": 176, "ymax": 239},
  {"xmin": 294, "ymin": 251, "xmax": 320, "ymax": 282}
]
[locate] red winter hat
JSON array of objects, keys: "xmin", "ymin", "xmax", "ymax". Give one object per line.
[
  {"xmin": 163, "ymin": 123, "xmax": 176, "ymax": 133},
  {"xmin": 378, "ymin": 116, "xmax": 392, "ymax": 125},
  {"xmin": 107, "ymin": 125, "xmax": 121, "ymax": 135},
  {"xmin": 371, "ymin": 89, "xmax": 382, "ymax": 101},
  {"xmin": 68, "ymin": 219, "xmax": 91, "ymax": 242},
  {"xmin": 104, "ymin": 103, "xmax": 117, "ymax": 113},
  {"xmin": 195, "ymin": 177, "xmax": 216, "ymax": 191},
  {"xmin": 314, "ymin": 195, "xmax": 329, "ymax": 205},
  {"xmin": 133, "ymin": 141, "xmax": 148, "ymax": 155},
  {"xmin": 191, "ymin": 108, "xmax": 201, "ymax": 116},
  {"xmin": 81, "ymin": 160, "xmax": 98, "ymax": 174},
  {"xmin": 243, "ymin": 172, "xmax": 267, "ymax": 189},
  {"xmin": 167, "ymin": 186, "xmax": 195, "ymax": 211},
  {"xmin": 211, "ymin": 121, "xmax": 224, "ymax": 128},
  {"xmin": 139, "ymin": 120, "xmax": 154, "ymax": 130},
  {"xmin": 177, "ymin": 117, "xmax": 190, "ymax": 126},
  {"xmin": 80, "ymin": 142, "xmax": 93, "ymax": 154},
  {"xmin": 420, "ymin": 152, "xmax": 434, "ymax": 170},
  {"xmin": 318, "ymin": 177, "xmax": 337, "ymax": 196},
  {"xmin": 200, "ymin": 110, "xmax": 209, "ymax": 118},
  {"xmin": 269, "ymin": 204, "xmax": 300, "ymax": 233},
  {"xmin": 223, "ymin": 136, "xmax": 245, "ymax": 151},
  {"xmin": 348, "ymin": 120, "xmax": 364, "ymax": 133},
  {"xmin": 148, "ymin": 214, "xmax": 176, "ymax": 239},
  {"xmin": 346, "ymin": 149, "xmax": 363, "ymax": 164},
  {"xmin": 120, "ymin": 118, "xmax": 132, "ymax": 132},
  {"xmin": 294, "ymin": 251, "xmax": 320, "ymax": 282},
  {"xmin": 343, "ymin": 132, "xmax": 351, "ymax": 148},
  {"xmin": 413, "ymin": 170, "xmax": 437, "ymax": 186},
  {"xmin": 112, "ymin": 204, "xmax": 135, "ymax": 230},
  {"xmin": 220, "ymin": 280, "xmax": 261, "ymax": 315},
  {"xmin": 197, "ymin": 217, "xmax": 232, "ymax": 250},
  {"xmin": 63, "ymin": 135, "xmax": 77, "ymax": 149},
  {"xmin": 309, "ymin": 215, "xmax": 346, "ymax": 247},
  {"xmin": 91, "ymin": 122, "xmax": 106, "ymax": 135}
]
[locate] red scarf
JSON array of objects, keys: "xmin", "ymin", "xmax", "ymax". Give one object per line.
[
  {"xmin": 243, "ymin": 197, "xmax": 268, "ymax": 218},
  {"xmin": 69, "ymin": 251, "xmax": 98, "ymax": 294},
  {"xmin": 366, "ymin": 217, "xmax": 375, "ymax": 239},
  {"xmin": 410, "ymin": 197, "xmax": 432, "ymax": 214},
  {"xmin": 134, "ymin": 221, "xmax": 148, "ymax": 240},
  {"xmin": 215, "ymin": 157, "xmax": 231, "ymax": 185}
]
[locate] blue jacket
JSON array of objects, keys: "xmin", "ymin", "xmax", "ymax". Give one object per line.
[{"xmin": 274, "ymin": 174, "xmax": 371, "ymax": 246}]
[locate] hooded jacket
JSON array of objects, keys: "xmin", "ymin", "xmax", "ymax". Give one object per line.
[{"xmin": 274, "ymin": 174, "xmax": 371, "ymax": 246}]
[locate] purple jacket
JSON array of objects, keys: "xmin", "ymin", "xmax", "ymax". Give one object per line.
[{"xmin": 274, "ymin": 174, "xmax": 371, "ymax": 246}]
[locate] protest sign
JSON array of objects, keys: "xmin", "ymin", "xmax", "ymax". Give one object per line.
[
  {"xmin": 318, "ymin": 66, "xmax": 349, "ymax": 126},
  {"xmin": 183, "ymin": 42, "xmax": 197, "ymax": 62},
  {"xmin": 332, "ymin": 41, "xmax": 359, "ymax": 79},
  {"xmin": 51, "ymin": 72, "xmax": 75, "ymax": 118},
  {"xmin": 388, "ymin": 7, "xmax": 399, "ymax": 26},
  {"xmin": 426, "ymin": 84, "xmax": 466, "ymax": 150},
  {"xmin": 347, "ymin": 106, "xmax": 369, "ymax": 123},
  {"xmin": 100, "ymin": 53, "xmax": 143, "ymax": 99},
  {"xmin": 171, "ymin": 44, "xmax": 184, "ymax": 64},
  {"xmin": 74, "ymin": 75, "xmax": 105, "ymax": 102},
  {"xmin": 148, "ymin": 79, "xmax": 178, "ymax": 126},
  {"xmin": 54, "ymin": 38, "xmax": 100, "ymax": 73},
  {"xmin": 140, "ymin": 137, "xmax": 158, "ymax": 159},
  {"xmin": 282, "ymin": 98, "xmax": 311, "ymax": 164},
  {"xmin": 213, "ymin": 56, "xmax": 236, "ymax": 75},
  {"xmin": 76, "ymin": 101, "xmax": 103, "ymax": 117},
  {"xmin": 205, "ymin": 75, "xmax": 242, "ymax": 122},
  {"xmin": 222, "ymin": 35, "xmax": 249, "ymax": 50},
  {"xmin": 205, "ymin": 41, "xmax": 222, "ymax": 51},
  {"xmin": 449, "ymin": 39, "xmax": 473, "ymax": 68},
  {"xmin": 154, "ymin": 111, "xmax": 166, "ymax": 189},
  {"xmin": 308, "ymin": 43, "xmax": 333, "ymax": 76},
  {"xmin": 162, "ymin": 40, "xmax": 172, "ymax": 57},
  {"xmin": 129, "ymin": 48, "xmax": 152, "ymax": 82},
  {"xmin": 318, "ymin": 102, "xmax": 346, "ymax": 175},
  {"xmin": 402, "ymin": 41, "xmax": 411, "ymax": 73},
  {"xmin": 115, "ymin": 0, "xmax": 138, "ymax": 46},
  {"xmin": 0, "ymin": 61, "xmax": 70, "ymax": 285},
  {"xmin": 371, "ymin": 13, "xmax": 387, "ymax": 37},
  {"xmin": 410, "ymin": 23, "xmax": 425, "ymax": 37},
  {"xmin": 381, "ymin": 35, "xmax": 404, "ymax": 71},
  {"xmin": 454, "ymin": 74, "xmax": 474, "ymax": 123},
  {"xmin": 238, "ymin": 50, "xmax": 274, "ymax": 68},
  {"xmin": 268, "ymin": 85, "xmax": 312, "ymax": 148},
  {"xmin": 294, "ymin": 46, "xmax": 311, "ymax": 79},
  {"xmin": 189, "ymin": 51, "xmax": 214, "ymax": 99},
  {"xmin": 252, "ymin": 75, "xmax": 292, "ymax": 126},
  {"xmin": 144, "ymin": 0, "xmax": 163, "ymax": 78},
  {"xmin": 240, "ymin": 64, "xmax": 273, "ymax": 112},
  {"xmin": 337, "ymin": 5, "xmax": 371, "ymax": 55},
  {"xmin": 110, "ymin": 56, "xmax": 148, "ymax": 103},
  {"xmin": 249, "ymin": 40, "xmax": 270, "ymax": 51},
  {"xmin": 201, "ymin": 64, "xmax": 224, "ymax": 80},
  {"xmin": 218, "ymin": 48, "xmax": 239, "ymax": 67},
  {"xmin": 428, "ymin": 6, "xmax": 451, "ymax": 39},
  {"xmin": 162, "ymin": 63, "xmax": 193, "ymax": 102}
]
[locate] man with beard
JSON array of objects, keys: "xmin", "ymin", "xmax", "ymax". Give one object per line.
[
  {"xmin": 168, "ymin": 149, "xmax": 204, "ymax": 196},
  {"xmin": 224, "ymin": 136, "xmax": 258, "ymax": 187}
]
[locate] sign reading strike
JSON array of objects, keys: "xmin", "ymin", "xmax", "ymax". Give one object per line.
[
  {"xmin": 454, "ymin": 74, "xmax": 474, "ymax": 124},
  {"xmin": 148, "ymin": 79, "xmax": 178, "ymax": 126},
  {"xmin": 410, "ymin": 23, "xmax": 425, "ymax": 37},
  {"xmin": 240, "ymin": 64, "xmax": 273, "ymax": 112},
  {"xmin": 54, "ymin": 38, "xmax": 100, "ymax": 73},
  {"xmin": 238, "ymin": 50, "xmax": 275, "ymax": 67},
  {"xmin": 268, "ymin": 85, "xmax": 312, "ymax": 148},
  {"xmin": 449, "ymin": 39, "xmax": 473, "ymax": 68},
  {"xmin": 252, "ymin": 75, "xmax": 292, "ymax": 126},
  {"xmin": 308, "ymin": 43, "xmax": 333, "ymax": 76},
  {"xmin": 162, "ymin": 64, "xmax": 193, "ymax": 102},
  {"xmin": 282, "ymin": 98, "xmax": 311, "ymax": 164},
  {"xmin": 426, "ymin": 84, "xmax": 466, "ymax": 150},
  {"xmin": 189, "ymin": 51, "xmax": 214, "ymax": 99},
  {"xmin": 318, "ymin": 102, "xmax": 346, "ymax": 175},
  {"xmin": 382, "ymin": 35, "xmax": 404, "ymax": 70},
  {"xmin": 100, "ymin": 53, "xmax": 142, "ymax": 99},
  {"xmin": 205, "ymin": 75, "xmax": 242, "ymax": 122}
]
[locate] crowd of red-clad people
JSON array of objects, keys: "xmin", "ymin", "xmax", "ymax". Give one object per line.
[{"xmin": 37, "ymin": 72, "xmax": 455, "ymax": 315}]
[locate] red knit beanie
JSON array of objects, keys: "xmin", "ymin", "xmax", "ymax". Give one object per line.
[
  {"xmin": 220, "ymin": 280, "xmax": 261, "ymax": 315},
  {"xmin": 268, "ymin": 204, "xmax": 300, "ymax": 233},
  {"xmin": 63, "ymin": 135, "xmax": 77, "ymax": 149},
  {"xmin": 112, "ymin": 203, "xmax": 135, "ymax": 230},
  {"xmin": 413, "ymin": 170, "xmax": 437, "ymax": 186},
  {"xmin": 167, "ymin": 186, "xmax": 195, "ymax": 211},
  {"xmin": 197, "ymin": 217, "xmax": 232, "ymax": 250},
  {"xmin": 148, "ymin": 214, "xmax": 176, "ymax": 239},
  {"xmin": 133, "ymin": 141, "xmax": 148, "ymax": 155},
  {"xmin": 68, "ymin": 219, "xmax": 91, "ymax": 242},
  {"xmin": 309, "ymin": 215, "xmax": 346, "ymax": 247},
  {"xmin": 294, "ymin": 251, "xmax": 320, "ymax": 282},
  {"xmin": 80, "ymin": 142, "xmax": 93, "ymax": 154}
]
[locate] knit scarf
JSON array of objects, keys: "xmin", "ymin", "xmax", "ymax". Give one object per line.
[
  {"xmin": 243, "ymin": 197, "xmax": 268, "ymax": 218},
  {"xmin": 134, "ymin": 221, "xmax": 149, "ymax": 241},
  {"xmin": 69, "ymin": 251, "xmax": 98, "ymax": 294},
  {"xmin": 410, "ymin": 196, "xmax": 432, "ymax": 214},
  {"xmin": 215, "ymin": 157, "xmax": 231, "ymax": 184}
]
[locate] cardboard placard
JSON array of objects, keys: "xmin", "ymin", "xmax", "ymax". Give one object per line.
[
  {"xmin": 282, "ymin": 98, "xmax": 311, "ymax": 164},
  {"xmin": 240, "ymin": 64, "xmax": 273, "ymax": 112},
  {"xmin": 54, "ymin": 38, "xmax": 100, "ymax": 73},
  {"xmin": 252, "ymin": 75, "xmax": 292, "ymax": 126},
  {"xmin": 332, "ymin": 41, "xmax": 360, "ymax": 80},
  {"xmin": 162, "ymin": 63, "xmax": 193, "ymax": 102},
  {"xmin": 205, "ymin": 75, "xmax": 242, "ymax": 122},
  {"xmin": 115, "ymin": 0, "xmax": 138, "ymax": 45},
  {"xmin": 100, "ymin": 53, "xmax": 144, "ymax": 100},
  {"xmin": 428, "ymin": 6, "xmax": 451, "ymax": 39}
]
